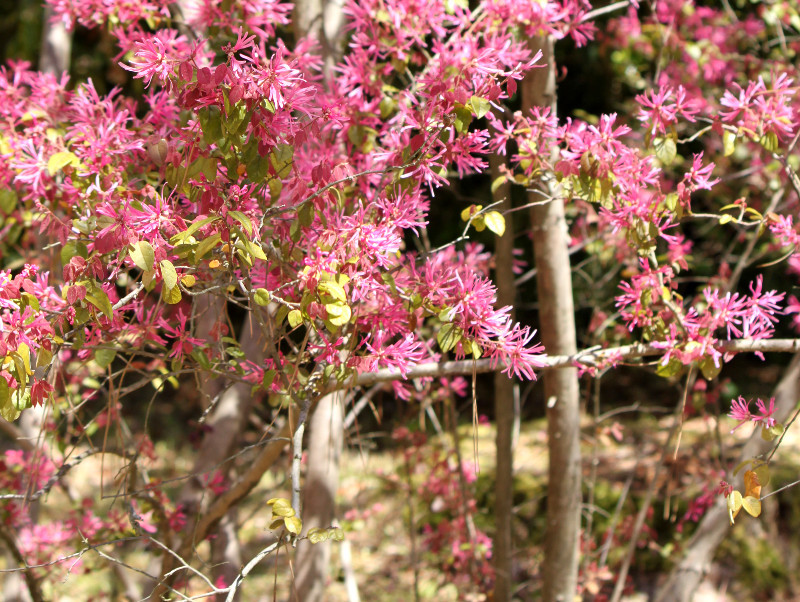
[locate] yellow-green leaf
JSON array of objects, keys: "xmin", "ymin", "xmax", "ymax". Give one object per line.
[
  {"xmin": 288, "ymin": 309, "xmax": 303, "ymax": 328},
  {"xmin": 723, "ymin": 130, "xmax": 736, "ymax": 157},
  {"xmin": 326, "ymin": 303, "xmax": 351, "ymax": 327},
  {"xmin": 318, "ymin": 280, "xmax": 347, "ymax": 304},
  {"xmin": 460, "ymin": 205, "xmax": 481, "ymax": 222},
  {"xmin": 741, "ymin": 495, "xmax": 761, "ymax": 518},
  {"xmin": 727, "ymin": 490, "xmax": 742, "ymax": 524},
  {"xmin": 95, "ymin": 348, "xmax": 117, "ymax": 369},
  {"xmin": 491, "ymin": 176, "xmax": 507, "ymax": 195},
  {"xmin": 160, "ymin": 260, "xmax": 178, "ymax": 290},
  {"xmin": 130, "ymin": 241, "xmax": 155, "ymax": 272},
  {"xmin": 307, "ymin": 528, "xmax": 329, "ymax": 544},
  {"xmin": 437, "ymin": 323, "xmax": 461, "ymax": 353},
  {"xmin": 470, "ymin": 95, "xmax": 490, "ymax": 119},
  {"xmin": 270, "ymin": 498, "xmax": 295, "ymax": 518},
  {"xmin": 195, "ymin": 233, "xmax": 222, "ymax": 259},
  {"xmin": 47, "ymin": 151, "xmax": 78, "ymax": 175},
  {"xmin": 162, "ymin": 285, "xmax": 182, "ymax": 305},
  {"xmin": 284, "ymin": 516, "xmax": 302, "ymax": 534},
  {"xmin": 483, "ymin": 211, "xmax": 506, "ymax": 236},
  {"xmin": 86, "ymin": 288, "xmax": 113, "ymax": 319},
  {"xmin": 248, "ymin": 241, "xmax": 267, "ymax": 261},
  {"xmin": 15, "ymin": 343, "xmax": 32, "ymax": 376},
  {"xmin": 170, "ymin": 216, "xmax": 219, "ymax": 244},
  {"xmin": 229, "ymin": 210, "xmax": 253, "ymax": 237},
  {"xmin": 254, "ymin": 288, "xmax": 271, "ymax": 306},
  {"xmin": 653, "ymin": 136, "xmax": 677, "ymax": 165}
]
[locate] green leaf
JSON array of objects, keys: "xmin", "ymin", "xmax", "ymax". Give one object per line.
[
  {"xmin": 47, "ymin": 151, "xmax": 79, "ymax": 175},
  {"xmin": 699, "ymin": 356, "xmax": 722, "ymax": 380},
  {"xmin": 0, "ymin": 188, "xmax": 17, "ymax": 215},
  {"xmin": 271, "ymin": 143, "xmax": 294, "ymax": 175},
  {"xmin": 318, "ymin": 280, "xmax": 347, "ymax": 304},
  {"xmin": 36, "ymin": 347, "xmax": 53, "ymax": 370},
  {"xmin": 95, "ymin": 348, "xmax": 117, "ymax": 369},
  {"xmin": 247, "ymin": 154, "xmax": 270, "ymax": 183},
  {"xmin": 254, "ymin": 288, "xmax": 271, "ymax": 306},
  {"xmin": 325, "ymin": 303, "xmax": 351, "ymax": 327},
  {"xmin": 490, "ymin": 176, "xmax": 507, "ymax": 195},
  {"xmin": 307, "ymin": 527, "xmax": 329, "ymax": 544},
  {"xmin": 248, "ymin": 241, "xmax": 267, "ymax": 261},
  {"xmin": 460, "ymin": 205, "xmax": 481, "ymax": 222},
  {"xmin": 759, "ymin": 132, "xmax": 779, "ymax": 153},
  {"xmin": 269, "ymin": 498, "xmax": 295, "ymax": 518},
  {"xmin": 655, "ymin": 357, "xmax": 683, "ymax": 378},
  {"xmin": 287, "ymin": 309, "xmax": 303, "ymax": 328},
  {"xmin": 170, "ymin": 216, "xmax": 219, "ymax": 244},
  {"xmin": 483, "ymin": 211, "xmax": 506, "ymax": 236},
  {"xmin": 437, "ymin": 323, "xmax": 461, "ymax": 353},
  {"xmin": 85, "ymin": 287, "xmax": 113, "ymax": 319},
  {"xmin": 470, "ymin": 95, "xmax": 491, "ymax": 119},
  {"xmin": 162, "ymin": 285, "xmax": 182, "ymax": 304},
  {"xmin": 196, "ymin": 233, "xmax": 222, "ymax": 259},
  {"xmin": 453, "ymin": 104, "xmax": 473, "ymax": 134},
  {"xmin": 284, "ymin": 516, "xmax": 302, "ymax": 535},
  {"xmin": 298, "ymin": 202, "xmax": 314, "ymax": 227},
  {"xmin": 653, "ymin": 136, "xmax": 677, "ymax": 165},
  {"xmin": 60, "ymin": 240, "xmax": 87, "ymax": 266},
  {"xmin": 129, "ymin": 241, "xmax": 155, "ymax": 272},
  {"xmin": 160, "ymin": 260, "xmax": 178, "ymax": 290},
  {"xmin": 199, "ymin": 157, "xmax": 218, "ymax": 182},
  {"xmin": 723, "ymin": 130, "xmax": 737, "ymax": 157},
  {"xmin": 229, "ymin": 211, "xmax": 253, "ymax": 237},
  {"xmin": 199, "ymin": 106, "xmax": 223, "ymax": 144}
]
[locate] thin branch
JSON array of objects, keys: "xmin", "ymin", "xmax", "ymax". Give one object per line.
[
  {"xmin": 338, "ymin": 338, "xmax": 800, "ymax": 390},
  {"xmin": 224, "ymin": 539, "xmax": 282, "ymax": 602}
]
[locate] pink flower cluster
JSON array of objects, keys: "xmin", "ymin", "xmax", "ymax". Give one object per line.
[{"xmin": 728, "ymin": 396, "xmax": 776, "ymax": 432}]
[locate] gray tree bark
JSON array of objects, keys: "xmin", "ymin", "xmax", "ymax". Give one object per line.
[
  {"xmin": 490, "ymin": 151, "xmax": 517, "ymax": 601},
  {"xmin": 39, "ymin": 4, "xmax": 72, "ymax": 75},
  {"xmin": 290, "ymin": 2, "xmax": 347, "ymax": 600},
  {"xmin": 293, "ymin": 393, "xmax": 345, "ymax": 601},
  {"xmin": 522, "ymin": 36, "xmax": 582, "ymax": 602}
]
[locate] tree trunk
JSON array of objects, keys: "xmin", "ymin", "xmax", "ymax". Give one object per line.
[
  {"xmin": 292, "ymin": 393, "xmax": 345, "ymax": 600},
  {"xmin": 490, "ymin": 150, "xmax": 517, "ymax": 601},
  {"xmin": 522, "ymin": 35, "xmax": 582, "ymax": 602},
  {"xmin": 39, "ymin": 4, "xmax": 72, "ymax": 75},
  {"xmin": 655, "ymin": 353, "xmax": 800, "ymax": 602},
  {"xmin": 290, "ymin": 2, "xmax": 347, "ymax": 599}
]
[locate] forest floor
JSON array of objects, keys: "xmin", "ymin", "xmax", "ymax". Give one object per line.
[{"xmin": 22, "ymin": 409, "xmax": 800, "ymax": 601}]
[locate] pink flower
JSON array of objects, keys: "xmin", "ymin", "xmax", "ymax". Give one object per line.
[
  {"xmin": 728, "ymin": 396, "xmax": 776, "ymax": 431},
  {"xmin": 120, "ymin": 36, "xmax": 177, "ymax": 89}
]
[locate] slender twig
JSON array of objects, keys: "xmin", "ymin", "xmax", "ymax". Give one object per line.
[
  {"xmin": 224, "ymin": 539, "xmax": 282, "ymax": 602},
  {"xmin": 581, "ymin": 0, "xmax": 630, "ymax": 22}
]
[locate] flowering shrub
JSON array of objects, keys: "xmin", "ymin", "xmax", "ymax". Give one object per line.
[{"xmin": 2, "ymin": 0, "xmax": 800, "ymax": 598}]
